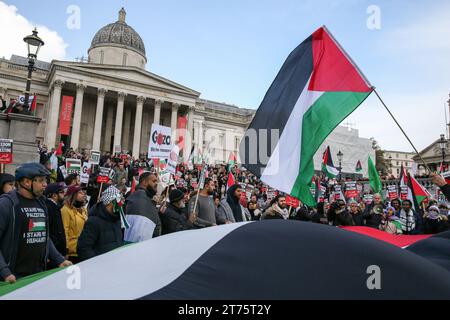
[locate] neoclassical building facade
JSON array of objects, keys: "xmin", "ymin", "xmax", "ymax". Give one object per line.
[{"xmin": 0, "ymin": 8, "xmax": 254, "ymax": 163}]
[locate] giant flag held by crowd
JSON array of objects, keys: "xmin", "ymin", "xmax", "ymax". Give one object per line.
[
  {"xmin": 1, "ymin": 221, "xmax": 450, "ymax": 300},
  {"xmin": 240, "ymin": 26, "xmax": 373, "ymax": 206}
]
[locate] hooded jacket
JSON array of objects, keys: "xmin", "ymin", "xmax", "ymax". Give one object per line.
[
  {"xmin": 77, "ymin": 202, "xmax": 123, "ymax": 261},
  {"xmin": 161, "ymin": 203, "xmax": 193, "ymax": 235},
  {"xmin": 0, "ymin": 191, "xmax": 64, "ymax": 280},
  {"xmin": 216, "ymin": 185, "xmax": 250, "ymax": 224}
]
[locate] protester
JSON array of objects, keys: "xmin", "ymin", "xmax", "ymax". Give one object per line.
[
  {"xmin": 125, "ymin": 172, "xmax": 161, "ymax": 240},
  {"xmin": 61, "ymin": 185, "xmax": 88, "ymax": 263},
  {"xmin": 188, "ymin": 178, "xmax": 217, "ymax": 227},
  {"xmin": 261, "ymin": 195, "xmax": 289, "ymax": 220},
  {"xmin": 44, "ymin": 183, "xmax": 67, "ymax": 259},
  {"xmin": 364, "ymin": 204, "xmax": 384, "ymax": 229},
  {"xmin": 247, "ymin": 194, "xmax": 263, "ymax": 221},
  {"xmin": 327, "ymin": 199, "xmax": 354, "ymax": 227},
  {"xmin": 77, "ymin": 186, "xmax": 124, "ymax": 261},
  {"xmin": 390, "ymin": 198, "xmax": 402, "ymax": 214},
  {"xmin": 379, "ymin": 206, "xmax": 400, "ymax": 234},
  {"xmin": 431, "ymin": 173, "xmax": 450, "ymax": 201},
  {"xmin": 113, "ymin": 161, "xmax": 128, "ymax": 185},
  {"xmin": 0, "ymin": 163, "xmax": 71, "ymax": 283},
  {"xmin": 0, "ymin": 173, "xmax": 15, "ymax": 196},
  {"xmin": 396, "ymin": 199, "xmax": 423, "ymax": 235},
  {"xmin": 422, "ymin": 205, "xmax": 449, "ymax": 234},
  {"xmin": 216, "ymin": 184, "xmax": 250, "ymax": 224},
  {"xmin": 161, "ymin": 189, "xmax": 196, "ymax": 235},
  {"xmin": 349, "ymin": 199, "xmax": 364, "ymax": 226},
  {"xmin": 64, "ymin": 173, "xmax": 80, "ymax": 187}
]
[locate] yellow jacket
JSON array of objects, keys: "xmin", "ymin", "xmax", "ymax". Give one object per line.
[{"xmin": 61, "ymin": 204, "xmax": 88, "ymax": 257}]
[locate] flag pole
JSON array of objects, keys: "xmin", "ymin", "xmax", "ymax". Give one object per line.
[{"xmin": 373, "ymin": 89, "xmax": 431, "ymax": 173}]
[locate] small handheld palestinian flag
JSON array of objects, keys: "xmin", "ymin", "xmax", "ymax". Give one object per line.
[
  {"xmin": 227, "ymin": 171, "xmax": 235, "ymax": 190},
  {"xmin": 356, "ymin": 160, "xmax": 362, "ymax": 172},
  {"xmin": 55, "ymin": 142, "xmax": 64, "ymax": 157},
  {"xmin": 322, "ymin": 146, "xmax": 339, "ymax": 179}
]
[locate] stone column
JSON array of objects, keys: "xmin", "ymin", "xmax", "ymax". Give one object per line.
[
  {"xmin": 45, "ymin": 80, "xmax": 64, "ymax": 148},
  {"xmin": 198, "ymin": 120, "xmax": 204, "ymax": 154},
  {"xmin": 103, "ymin": 103, "xmax": 114, "ymax": 152},
  {"xmin": 184, "ymin": 105, "xmax": 195, "ymax": 161},
  {"xmin": 171, "ymin": 103, "xmax": 179, "ymax": 139},
  {"xmin": 70, "ymin": 83, "xmax": 86, "ymax": 151},
  {"xmin": 132, "ymin": 96, "xmax": 145, "ymax": 159},
  {"xmin": 122, "ymin": 109, "xmax": 131, "ymax": 152},
  {"xmin": 92, "ymin": 88, "xmax": 107, "ymax": 151},
  {"xmin": 113, "ymin": 92, "xmax": 126, "ymax": 152},
  {"xmin": 0, "ymin": 87, "xmax": 6, "ymax": 101},
  {"xmin": 154, "ymin": 99, "xmax": 162, "ymax": 125}
]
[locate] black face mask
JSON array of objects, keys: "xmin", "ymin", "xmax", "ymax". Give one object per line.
[{"xmin": 73, "ymin": 200, "xmax": 85, "ymax": 208}]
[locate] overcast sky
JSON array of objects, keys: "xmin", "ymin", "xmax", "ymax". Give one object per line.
[{"xmin": 1, "ymin": 0, "xmax": 449, "ymax": 152}]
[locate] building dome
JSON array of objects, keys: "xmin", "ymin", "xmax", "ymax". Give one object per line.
[{"xmin": 88, "ymin": 8, "xmax": 147, "ymax": 69}]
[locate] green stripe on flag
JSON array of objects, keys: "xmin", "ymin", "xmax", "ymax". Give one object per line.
[
  {"xmin": 291, "ymin": 91, "xmax": 370, "ymax": 206},
  {"xmin": 0, "ymin": 268, "xmax": 63, "ymax": 298}
]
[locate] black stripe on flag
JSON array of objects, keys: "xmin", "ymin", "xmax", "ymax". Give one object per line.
[
  {"xmin": 240, "ymin": 36, "xmax": 314, "ymax": 177},
  {"xmin": 142, "ymin": 220, "xmax": 450, "ymax": 300}
]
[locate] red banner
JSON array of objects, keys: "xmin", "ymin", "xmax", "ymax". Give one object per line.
[
  {"xmin": 177, "ymin": 116, "xmax": 187, "ymax": 151},
  {"xmin": 0, "ymin": 139, "xmax": 13, "ymax": 164},
  {"xmin": 286, "ymin": 195, "xmax": 300, "ymax": 208},
  {"xmin": 59, "ymin": 96, "xmax": 74, "ymax": 135}
]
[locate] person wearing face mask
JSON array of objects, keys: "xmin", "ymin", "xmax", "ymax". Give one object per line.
[
  {"xmin": 61, "ymin": 185, "xmax": 88, "ymax": 263},
  {"xmin": 44, "ymin": 183, "xmax": 68, "ymax": 260},
  {"xmin": 161, "ymin": 189, "xmax": 196, "ymax": 235},
  {"xmin": 77, "ymin": 186, "xmax": 124, "ymax": 261}
]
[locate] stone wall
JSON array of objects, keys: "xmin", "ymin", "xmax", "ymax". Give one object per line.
[{"xmin": 0, "ymin": 113, "xmax": 41, "ymax": 174}]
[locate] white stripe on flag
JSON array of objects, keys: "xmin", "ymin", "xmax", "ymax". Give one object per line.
[
  {"xmin": 2, "ymin": 223, "xmax": 250, "ymax": 300},
  {"xmin": 261, "ymin": 77, "xmax": 323, "ymax": 192}
]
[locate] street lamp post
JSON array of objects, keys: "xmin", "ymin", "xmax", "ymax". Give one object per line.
[
  {"xmin": 439, "ymin": 134, "xmax": 447, "ymax": 171},
  {"xmin": 337, "ymin": 150, "xmax": 343, "ymax": 182},
  {"xmin": 23, "ymin": 28, "xmax": 44, "ymax": 112}
]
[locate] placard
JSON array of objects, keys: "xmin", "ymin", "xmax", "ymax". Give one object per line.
[
  {"xmin": 148, "ymin": 124, "xmax": 173, "ymax": 159},
  {"xmin": 66, "ymin": 158, "xmax": 81, "ymax": 175},
  {"xmin": 0, "ymin": 139, "xmax": 13, "ymax": 164},
  {"xmin": 89, "ymin": 150, "xmax": 101, "ymax": 165},
  {"xmin": 97, "ymin": 167, "xmax": 111, "ymax": 183}
]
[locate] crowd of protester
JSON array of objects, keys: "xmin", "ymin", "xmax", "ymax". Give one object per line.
[{"xmin": 1, "ymin": 144, "xmax": 450, "ymax": 284}]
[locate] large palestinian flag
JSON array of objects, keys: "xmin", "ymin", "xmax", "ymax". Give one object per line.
[
  {"xmin": 240, "ymin": 26, "xmax": 373, "ymax": 206},
  {"xmin": 2, "ymin": 221, "xmax": 450, "ymax": 300}
]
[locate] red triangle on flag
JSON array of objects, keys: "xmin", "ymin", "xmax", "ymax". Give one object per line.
[
  {"xmin": 55, "ymin": 142, "xmax": 64, "ymax": 156},
  {"xmin": 227, "ymin": 172, "xmax": 235, "ymax": 190},
  {"xmin": 309, "ymin": 27, "xmax": 371, "ymax": 93},
  {"xmin": 30, "ymin": 94, "xmax": 37, "ymax": 113}
]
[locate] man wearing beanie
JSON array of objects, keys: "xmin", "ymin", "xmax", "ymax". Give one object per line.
[
  {"xmin": 161, "ymin": 189, "xmax": 196, "ymax": 235},
  {"xmin": 77, "ymin": 186, "xmax": 124, "ymax": 261}
]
